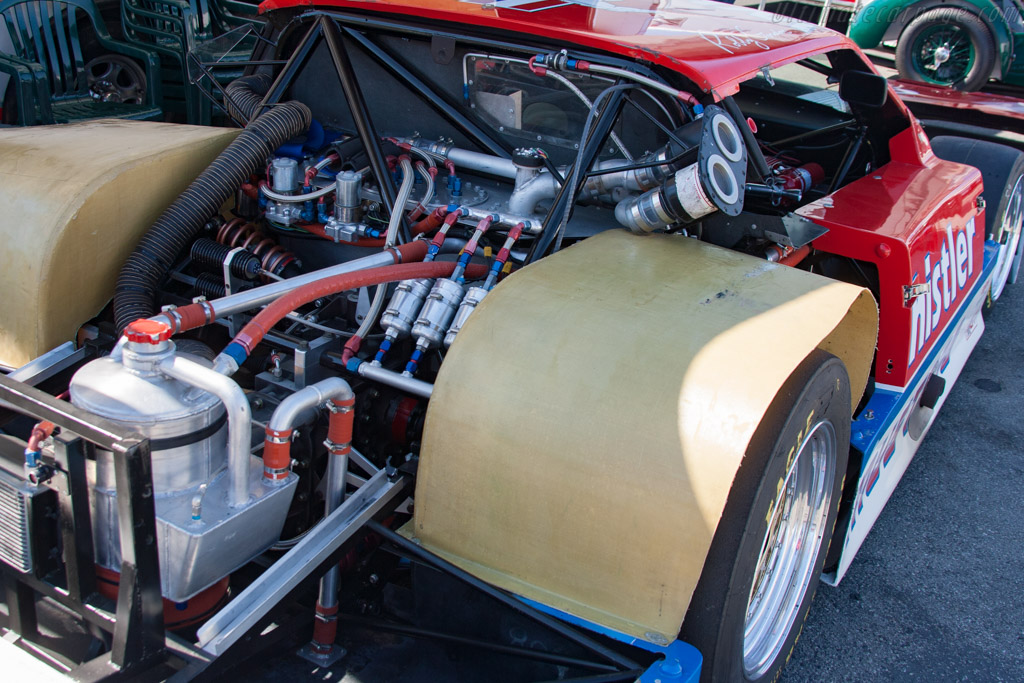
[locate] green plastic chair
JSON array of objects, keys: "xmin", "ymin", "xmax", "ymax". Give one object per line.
[
  {"xmin": 121, "ymin": 0, "xmax": 261, "ymax": 124},
  {"xmin": 121, "ymin": 0, "xmax": 201, "ymax": 121},
  {"xmin": 0, "ymin": 0, "xmax": 162, "ymax": 125}
]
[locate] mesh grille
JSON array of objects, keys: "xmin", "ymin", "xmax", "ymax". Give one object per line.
[{"xmin": 0, "ymin": 475, "xmax": 32, "ymax": 573}]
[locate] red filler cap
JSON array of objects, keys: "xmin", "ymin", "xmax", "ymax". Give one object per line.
[{"xmin": 125, "ymin": 319, "xmax": 172, "ymax": 344}]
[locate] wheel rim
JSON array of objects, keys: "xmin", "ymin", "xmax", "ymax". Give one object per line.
[
  {"xmin": 743, "ymin": 420, "xmax": 837, "ymax": 678},
  {"xmin": 85, "ymin": 55, "xmax": 146, "ymax": 104},
  {"xmin": 911, "ymin": 23, "xmax": 975, "ymax": 86},
  {"xmin": 991, "ymin": 175, "xmax": 1024, "ymax": 301}
]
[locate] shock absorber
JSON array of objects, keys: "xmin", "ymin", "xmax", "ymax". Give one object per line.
[
  {"xmin": 216, "ymin": 219, "xmax": 301, "ymax": 279},
  {"xmin": 191, "ymin": 238, "xmax": 263, "ymax": 280}
]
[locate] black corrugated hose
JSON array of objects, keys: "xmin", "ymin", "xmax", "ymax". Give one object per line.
[
  {"xmin": 113, "ymin": 76, "xmax": 311, "ymax": 333},
  {"xmin": 225, "ymin": 74, "xmax": 275, "ymax": 123}
]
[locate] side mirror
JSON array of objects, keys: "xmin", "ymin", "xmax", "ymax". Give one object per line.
[{"xmin": 839, "ymin": 70, "xmax": 888, "ymax": 109}]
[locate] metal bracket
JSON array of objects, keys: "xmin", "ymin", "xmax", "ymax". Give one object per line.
[
  {"xmin": 713, "ymin": 212, "xmax": 829, "ymax": 248},
  {"xmin": 223, "ymin": 247, "xmax": 247, "ymax": 296},
  {"xmin": 294, "ymin": 334, "xmax": 337, "ymax": 390},
  {"xmin": 431, "ymin": 35, "xmax": 456, "ymax": 65},
  {"xmin": 196, "ymin": 468, "xmax": 408, "ymax": 656},
  {"xmin": 903, "ymin": 282, "xmax": 929, "ymax": 306}
]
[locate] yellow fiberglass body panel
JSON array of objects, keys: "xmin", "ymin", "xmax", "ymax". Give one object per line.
[
  {"xmin": 412, "ymin": 229, "xmax": 877, "ymax": 644},
  {"xmin": 0, "ymin": 120, "xmax": 239, "ymax": 368}
]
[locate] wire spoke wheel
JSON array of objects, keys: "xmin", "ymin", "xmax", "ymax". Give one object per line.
[
  {"xmin": 895, "ymin": 9, "xmax": 995, "ymax": 91},
  {"xmin": 742, "ymin": 419, "xmax": 837, "ymax": 679},
  {"xmin": 913, "ymin": 24, "xmax": 974, "ymax": 85}
]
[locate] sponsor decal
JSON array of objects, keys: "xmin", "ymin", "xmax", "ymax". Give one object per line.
[
  {"xmin": 909, "ymin": 217, "xmax": 977, "ymax": 366},
  {"xmin": 851, "ymin": 429, "xmax": 897, "ymax": 530}
]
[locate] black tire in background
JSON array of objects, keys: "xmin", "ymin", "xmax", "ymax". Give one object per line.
[
  {"xmin": 931, "ymin": 136, "xmax": 1024, "ymax": 302},
  {"xmin": 680, "ymin": 350, "xmax": 851, "ymax": 683},
  {"xmin": 895, "ymin": 8, "xmax": 996, "ymax": 91}
]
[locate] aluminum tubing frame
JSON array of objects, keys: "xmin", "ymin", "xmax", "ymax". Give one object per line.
[{"xmin": 0, "ymin": 373, "xmax": 166, "ymax": 680}]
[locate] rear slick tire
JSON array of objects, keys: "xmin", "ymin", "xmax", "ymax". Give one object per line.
[
  {"xmin": 680, "ymin": 349, "xmax": 850, "ymax": 683},
  {"xmin": 930, "ymin": 136, "xmax": 1024, "ymax": 304}
]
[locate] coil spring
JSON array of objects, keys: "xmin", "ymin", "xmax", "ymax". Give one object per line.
[
  {"xmin": 216, "ymin": 218, "xmax": 300, "ymax": 279},
  {"xmin": 194, "ymin": 272, "xmax": 228, "ymax": 300},
  {"xmin": 191, "ymin": 238, "xmax": 262, "ymax": 279}
]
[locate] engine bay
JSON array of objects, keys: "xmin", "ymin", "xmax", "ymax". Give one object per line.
[{"xmin": 0, "ymin": 11, "xmax": 907, "ymax": 679}]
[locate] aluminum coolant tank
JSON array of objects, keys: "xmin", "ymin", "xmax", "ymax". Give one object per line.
[
  {"xmin": 70, "ymin": 337, "xmax": 298, "ymax": 602},
  {"xmin": 70, "ymin": 340, "xmax": 227, "ymax": 574}
]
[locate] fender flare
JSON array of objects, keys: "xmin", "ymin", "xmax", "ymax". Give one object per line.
[{"xmin": 411, "ymin": 229, "xmax": 878, "ymax": 644}]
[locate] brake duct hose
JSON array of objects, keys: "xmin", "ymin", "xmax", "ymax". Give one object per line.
[{"xmin": 113, "ymin": 76, "xmax": 312, "ymax": 333}]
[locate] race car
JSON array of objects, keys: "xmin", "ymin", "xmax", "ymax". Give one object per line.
[{"xmin": 0, "ymin": 1, "xmax": 1021, "ymax": 682}]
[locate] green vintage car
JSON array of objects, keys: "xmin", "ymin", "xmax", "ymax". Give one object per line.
[{"xmin": 850, "ymin": 0, "xmax": 1024, "ymax": 90}]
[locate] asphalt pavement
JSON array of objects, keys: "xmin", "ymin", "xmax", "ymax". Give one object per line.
[{"xmin": 780, "ymin": 284, "xmax": 1024, "ymax": 682}]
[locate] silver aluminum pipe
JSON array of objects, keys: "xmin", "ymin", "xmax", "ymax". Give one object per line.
[
  {"xmin": 267, "ymin": 377, "xmax": 354, "ymax": 434},
  {"xmin": 356, "ymin": 362, "xmax": 433, "ymax": 398},
  {"xmin": 317, "ymin": 412, "xmax": 349, "ymax": 612},
  {"xmin": 204, "ymin": 249, "xmax": 399, "ymax": 319},
  {"xmin": 267, "ymin": 378, "xmax": 355, "ymax": 634},
  {"xmin": 159, "ymin": 354, "xmax": 252, "ymax": 508},
  {"xmin": 508, "ymin": 170, "xmax": 560, "ymax": 216},
  {"xmin": 397, "ymin": 137, "xmax": 518, "ymax": 179},
  {"xmin": 268, "ymin": 377, "xmax": 355, "ymax": 611}
]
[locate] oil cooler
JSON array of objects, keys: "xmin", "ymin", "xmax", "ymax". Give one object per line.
[{"xmin": 0, "ymin": 466, "xmax": 58, "ymax": 576}]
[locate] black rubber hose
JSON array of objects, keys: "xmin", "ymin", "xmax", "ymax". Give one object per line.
[{"xmin": 113, "ymin": 79, "xmax": 311, "ymax": 333}]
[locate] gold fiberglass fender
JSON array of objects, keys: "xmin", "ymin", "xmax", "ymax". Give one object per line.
[
  {"xmin": 0, "ymin": 121, "xmax": 239, "ymax": 368},
  {"xmin": 413, "ymin": 229, "xmax": 878, "ymax": 645}
]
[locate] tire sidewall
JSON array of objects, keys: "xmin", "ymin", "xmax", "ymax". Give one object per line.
[
  {"xmin": 930, "ymin": 136, "xmax": 1024, "ymax": 302},
  {"xmin": 682, "ymin": 351, "xmax": 851, "ymax": 683}
]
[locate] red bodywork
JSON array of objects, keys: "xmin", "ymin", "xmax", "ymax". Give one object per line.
[
  {"xmin": 800, "ymin": 125, "xmax": 983, "ymax": 388},
  {"xmin": 260, "ymin": 0, "xmax": 846, "ymax": 95},
  {"xmin": 891, "ymin": 79, "xmax": 1024, "ymax": 125},
  {"xmin": 261, "ymin": 0, "xmax": 986, "ymax": 389}
]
